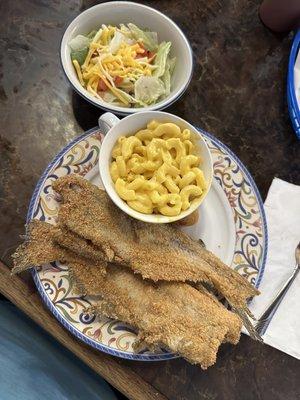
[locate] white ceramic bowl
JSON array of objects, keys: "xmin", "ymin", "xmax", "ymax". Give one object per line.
[
  {"xmin": 60, "ymin": 1, "xmax": 193, "ymax": 115},
  {"xmin": 99, "ymin": 111, "xmax": 213, "ymax": 223}
]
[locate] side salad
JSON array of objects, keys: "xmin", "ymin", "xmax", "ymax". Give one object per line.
[{"xmin": 69, "ymin": 23, "xmax": 176, "ymax": 108}]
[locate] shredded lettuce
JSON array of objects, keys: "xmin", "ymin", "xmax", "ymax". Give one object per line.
[
  {"xmin": 101, "ymin": 91, "xmax": 121, "ymax": 104},
  {"xmin": 134, "ymin": 76, "xmax": 165, "ymax": 104},
  {"xmin": 70, "ymin": 48, "xmax": 88, "ymax": 66},
  {"xmin": 119, "ymin": 24, "xmax": 132, "ymax": 36},
  {"xmin": 109, "ymin": 31, "xmax": 126, "ymax": 54},
  {"xmin": 161, "ymin": 65, "xmax": 171, "ymax": 96},
  {"xmin": 100, "ymin": 91, "xmax": 132, "ymax": 108},
  {"xmin": 101, "ymin": 91, "xmax": 117, "ymax": 102},
  {"xmin": 169, "ymin": 57, "xmax": 176, "ymax": 75},
  {"xmin": 92, "ymin": 28, "xmax": 103, "ymax": 44},
  {"xmin": 118, "ymin": 80, "xmax": 135, "ymax": 93},
  {"xmin": 69, "ymin": 35, "xmax": 90, "ymax": 51},
  {"xmin": 109, "ymin": 31, "xmax": 134, "ymax": 54},
  {"xmin": 127, "ymin": 23, "xmax": 158, "ymax": 51},
  {"xmin": 153, "ymin": 42, "xmax": 171, "ymax": 78},
  {"xmin": 115, "ymin": 87, "xmax": 143, "ymax": 105},
  {"xmin": 69, "ymin": 34, "xmax": 92, "ymax": 65},
  {"xmin": 87, "ymin": 30, "xmax": 97, "ymax": 39},
  {"xmin": 161, "ymin": 57, "xmax": 176, "ymax": 96}
]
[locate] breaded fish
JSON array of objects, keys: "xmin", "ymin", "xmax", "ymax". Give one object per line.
[
  {"xmin": 53, "ymin": 226, "xmax": 107, "ymax": 263},
  {"xmin": 11, "ymin": 220, "xmax": 106, "ymax": 275},
  {"xmin": 11, "ymin": 221, "xmax": 66, "ymax": 274},
  {"xmin": 69, "ymin": 262, "xmax": 242, "ymax": 369},
  {"xmin": 11, "ymin": 220, "xmax": 244, "ymax": 367},
  {"xmin": 53, "ymin": 175, "xmax": 259, "ymax": 312}
]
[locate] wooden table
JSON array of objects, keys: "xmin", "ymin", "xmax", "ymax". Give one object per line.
[{"xmin": 1, "ymin": 1, "xmax": 300, "ymax": 399}]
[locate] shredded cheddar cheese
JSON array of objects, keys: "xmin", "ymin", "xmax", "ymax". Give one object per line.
[
  {"xmin": 72, "ymin": 24, "xmax": 158, "ymax": 105},
  {"xmin": 72, "ymin": 59, "xmax": 85, "ymax": 86}
]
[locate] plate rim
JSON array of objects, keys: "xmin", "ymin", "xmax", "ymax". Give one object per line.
[
  {"xmin": 288, "ymin": 30, "xmax": 300, "ymax": 120},
  {"xmin": 198, "ymin": 128, "xmax": 268, "ymax": 289},
  {"xmin": 27, "ymin": 126, "xmax": 268, "ymax": 361},
  {"xmin": 288, "ymin": 29, "xmax": 300, "ymax": 139}
]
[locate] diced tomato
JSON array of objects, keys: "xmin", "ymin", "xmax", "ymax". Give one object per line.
[
  {"xmin": 147, "ymin": 51, "xmax": 155, "ymax": 59},
  {"xmin": 114, "ymin": 76, "xmax": 123, "ymax": 86},
  {"xmin": 136, "ymin": 52, "xmax": 146, "ymax": 59},
  {"xmin": 97, "ymin": 78, "xmax": 108, "ymax": 91},
  {"xmin": 135, "ymin": 42, "xmax": 147, "ymax": 58},
  {"xmin": 136, "ymin": 50, "xmax": 147, "ymax": 58},
  {"xmin": 136, "ymin": 43, "xmax": 156, "ymax": 60}
]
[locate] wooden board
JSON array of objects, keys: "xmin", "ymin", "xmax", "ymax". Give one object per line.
[{"xmin": 0, "ymin": 262, "xmax": 167, "ymax": 400}]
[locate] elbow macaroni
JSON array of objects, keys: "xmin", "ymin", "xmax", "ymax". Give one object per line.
[{"xmin": 110, "ymin": 121, "xmax": 207, "ymax": 216}]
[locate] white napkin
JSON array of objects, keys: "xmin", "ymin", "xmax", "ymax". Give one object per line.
[{"xmin": 248, "ymin": 178, "xmax": 300, "ymax": 359}]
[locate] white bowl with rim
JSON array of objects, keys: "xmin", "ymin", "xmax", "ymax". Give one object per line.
[
  {"xmin": 60, "ymin": 1, "xmax": 193, "ymax": 115},
  {"xmin": 99, "ymin": 111, "xmax": 213, "ymax": 223}
]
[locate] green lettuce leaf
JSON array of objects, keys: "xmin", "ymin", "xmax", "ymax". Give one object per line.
[
  {"xmin": 161, "ymin": 57, "xmax": 176, "ymax": 96},
  {"xmin": 87, "ymin": 30, "xmax": 97, "ymax": 39},
  {"xmin": 109, "ymin": 31, "xmax": 134, "ymax": 54},
  {"xmin": 153, "ymin": 41, "xmax": 171, "ymax": 78},
  {"xmin": 70, "ymin": 48, "xmax": 88, "ymax": 66},
  {"xmin": 169, "ymin": 56, "xmax": 176, "ymax": 75},
  {"xmin": 69, "ymin": 34, "xmax": 90, "ymax": 51},
  {"xmin": 134, "ymin": 76, "xmax": 165, "ymax": 105},
  {"xmin": 69, "ymin": 28, "xmax": 104, "ymax": 66},
  {"xmin": 114, "ymin": 87, "xmax": 144, "ymax": 106},
  {"xmin": 127, "ymin": 23, "xmax": 158, "ymax": 51},
  {"xmin": 69, "ymin": 34, "xmax": 92, "ymax": 65}
]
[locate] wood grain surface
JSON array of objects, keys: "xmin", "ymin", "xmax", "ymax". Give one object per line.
[{"xmin": 0, "ymin": 261, "xmax": 167, "ymax": 400}]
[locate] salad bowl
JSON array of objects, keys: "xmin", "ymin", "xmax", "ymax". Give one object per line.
[{"xmin": 60, "ymin": 1, "xmax": 193, "ymax": 115}]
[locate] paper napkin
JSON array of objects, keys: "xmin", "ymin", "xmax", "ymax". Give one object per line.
[{"xmin": 248, "ymin": 178, "xmax": 300, "ymax": 359}]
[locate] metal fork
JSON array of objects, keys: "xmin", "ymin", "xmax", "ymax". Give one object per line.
[{"xmin": 255, "ymin": 241, "xmax": 300, "ymax": 336}]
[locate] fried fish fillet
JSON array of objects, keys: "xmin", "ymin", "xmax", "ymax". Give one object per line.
[
  {"xmin": 69, "ymin": 262, "xmax": 242, "ymax": 369},
  {"xmin": 11, "ymin": 221, "xmax": 66, "ymax": 274},
  {"xmin": 11, "ymin": 220, "xmax": 244, "ymax": 367},
  {"xmin": 11, "ymin": 220, "xmax": 106, "ymax": 275},
  {"xmin": 52, "ymin": 175, "xmax": 259, "ymax": 312},
  {"xmin": 53, "ymin": 226, "xmax": 107, "ymax": 263}
]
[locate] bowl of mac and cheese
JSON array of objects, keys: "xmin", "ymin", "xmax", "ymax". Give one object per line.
[{"xmin": 99, "ymin": 111, "xmax": 213, "ymax": 223}]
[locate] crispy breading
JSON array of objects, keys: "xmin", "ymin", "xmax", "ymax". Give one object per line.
[
  {"xmin": 11, "ymin": 220, "xmax": 106, "ymax": 275},
  {"xmin": 69, "ymin": 262, "xmax": 242, "ymax": 369},
  {"xmin": 53, "ymin": 175, "xmax": 259, "ymax": 312},
  {"xmin": 11, "ymin": 221, "xmax": 66, "ymax": 274},
  {"xmin": 11, "ymin": 220, "xmax": 243, "ymax": 367},
  {"xmin": 10, "ymin": 175, "xmax": 262, "ymax": 368},
  {"xmin": 52, "ymin": 226, "xmax": 107, "ymax": 263}
]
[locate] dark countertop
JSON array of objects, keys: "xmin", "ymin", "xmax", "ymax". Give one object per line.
[{"xmin": 0, "ymin": 1, "xmax": 299, "ymax": 399}]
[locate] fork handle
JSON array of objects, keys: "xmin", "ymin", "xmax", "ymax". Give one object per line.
[{"xmin": 255, "ymin": 264, "xmax": 300, "ymax": 335}]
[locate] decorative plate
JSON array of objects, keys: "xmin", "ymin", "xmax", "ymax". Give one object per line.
[{"xmin": 28, "ymin": 127, "xmax": 268, "ymax": 361}]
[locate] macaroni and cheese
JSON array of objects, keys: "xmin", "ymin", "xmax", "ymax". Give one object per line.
[{"xmin": 110, "ymin": 121, "xmax": 207, "ymax": 216}]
